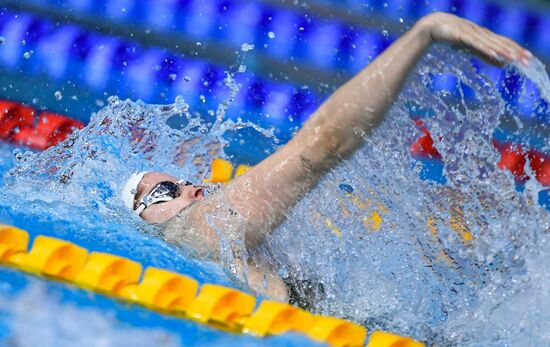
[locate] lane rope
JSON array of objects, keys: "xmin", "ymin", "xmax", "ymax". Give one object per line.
[
  {"xmin": 1, "ymin": 97, "xmax": 548, "ymax": 185},
  {"xmin": 0, "ymin": 224, "xmax": 425, "ymax": 347}
]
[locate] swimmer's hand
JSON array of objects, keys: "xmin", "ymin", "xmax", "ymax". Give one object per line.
[{"xmin": 418, "ymin": 12, "xmax": 532, "ymax": 67}]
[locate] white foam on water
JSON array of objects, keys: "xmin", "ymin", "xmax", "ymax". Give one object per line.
[{"xmin": 0, "ymin": 282, "xmax": 182, "ymax": 347}]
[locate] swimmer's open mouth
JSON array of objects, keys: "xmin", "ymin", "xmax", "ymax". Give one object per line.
[{"xmin": 195, "ymin": 189, "xmax": 204, "ymax": 198}]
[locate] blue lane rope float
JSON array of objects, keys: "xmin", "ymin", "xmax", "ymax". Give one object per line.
[
  {"xmin": 0, "ymin": 10, "xmax": 550, "ymax": 128},
  {"xmin": 13, "ymin": 0, "xmax": 548, "ymax": 71},
  {"xmin": 10, "ymin": 0, "xmax": 395, "ymax": 74},
  {"xmin": 0, "ymin": 224, "xmax": 426, "ymax": 347},
  {"xmin": 1, "ymin": 7, "xmax": 539, "ymax": 127}
]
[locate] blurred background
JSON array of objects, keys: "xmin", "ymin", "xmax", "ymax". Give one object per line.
[{"xmin": 0, "ymin": 0, "xmax": 549, "ymax": 183}]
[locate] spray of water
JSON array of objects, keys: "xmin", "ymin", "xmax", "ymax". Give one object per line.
[
  {"xmin": 256, "ymin": 45, "xmax": 550, "ymax": 345},
  {"xmin": 1, "ymin": 45, "xmax": 550, "ymax": 346},
  {"xmin": 0, "ymin": 282, "xmax": 181, "ymax": 347}
]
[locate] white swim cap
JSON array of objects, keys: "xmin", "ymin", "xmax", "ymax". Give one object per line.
[{"xmin": 121, "ymin": 171, "xmax": 148, "ymax": 210}]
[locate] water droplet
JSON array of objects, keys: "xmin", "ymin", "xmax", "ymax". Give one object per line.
[
  {"xmin": 153, "ymin": 65, "xmax": 161, "ymax": 71},
  {"xmin": 71, "ymin": 95, "xmax": 78, "ymax": 101},
  {"xmin": 169, "ymin": 73, "xmax": 177, "ymax": 81},
  {"xmin": 174, "ymin": 95, "xmax": 189, "ymax": 113},
  {"xmin": 0, "ymin": 37, "xmax": 5, "ymax": 45},
  {"xmin": 199, "ymin": 95, "xmax": 206, "ymax": 103},
  {"xmin": 241, "ymin": 43, "xmax": 255, "ymax": 52},
  {"xmin": 399, "ymin": 18, "xmax": 404, "ymax": 23},
  {"xmin": 183, "ymin": 76, "xmax": 191, "ymax": 82},
  {"xmin": 107, "ymin": 95, "xmax": 120, "ymax": 105},
  {"xmin": 32, "ymin": 98, "xmax": 38, "ymax": 104},
  {"xmin": 267, "ymin": 31, "xmax": 276, "ymax": 39},
  {"xmin": 21, "ymin": 39, "xmax": 26, "ymax": 46},
  {"xmin": 196, "ymin": 41, "xmax": 202, "ymax": 46},
  {"xmin": 238, "ymin": 64, "xmax": 246, "ymax": 73},
  {"xmin": 23, "ymin": 50, "xmax": 33, "ymax": 59},
  {"xmin": 54, "ymin": 91, "xmax": 63, "ymax": 101},
  {"xmin": 382, "ymin": 30, "xmax": 389, "ymax": 39}
]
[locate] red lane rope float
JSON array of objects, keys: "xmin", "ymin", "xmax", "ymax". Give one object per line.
[
  {"xmin": 493, "ymin": 141, "xmax": 528, "ymax": 182},
  {"xmin": 411, "ymin": 119, "xmax": 550, "ymax": 186},
  {"xmin": 492, "ymin": 141, "xmax": 550, "ymax": 185},
  {"xmin": 0, "ymin": 100, "xmax": 35, "ymax": 140},
  {"xmin": 13, "ymin": 112, "xmax": 84, "ymax": 150},
  {"xmin": 410, "ymin": 119, "xmax": 442, "ymax": 160},
  {"xmin": 2, "ymin": 97, "xmax": 550, "ymax": 188},
  {"xmin": 527, "ymin": 149, "xmax": 550, "ymax": 186},
  {"xmin": 0, "ymin": 100, "xmax": 84, "ymax": 150}
]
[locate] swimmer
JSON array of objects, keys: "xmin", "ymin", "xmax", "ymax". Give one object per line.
[{"xmin": 121, "ymin": 12, "xmax": 532, "ymax": 302}]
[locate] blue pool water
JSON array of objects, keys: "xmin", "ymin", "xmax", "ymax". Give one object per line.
[{"xmin": 1, "ymin": 43, "xmax": 550, "ymax": 347}]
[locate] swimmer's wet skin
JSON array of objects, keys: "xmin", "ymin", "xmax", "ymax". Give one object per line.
[{"xmin": 122, "ymin": 12, "xmax": 532, "ymax": 302}]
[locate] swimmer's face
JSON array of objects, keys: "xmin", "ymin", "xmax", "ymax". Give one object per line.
[{"xmin": 135, "ymin": 172, "xmax": 205, "ymax": 224}]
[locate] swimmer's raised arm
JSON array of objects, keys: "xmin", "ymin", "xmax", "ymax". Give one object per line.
[
  {"xmin": 221, "ymin": 12, "xmax": 531, "ymax": 248},
  {"xmin": 130, "ymin": 12, "xmax": 531, "ymax": 300}
]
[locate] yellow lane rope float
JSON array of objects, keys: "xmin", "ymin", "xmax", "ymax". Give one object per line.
[{"xmin": 0, "ymin": 224, "xmax": 424, "ymax": 347}]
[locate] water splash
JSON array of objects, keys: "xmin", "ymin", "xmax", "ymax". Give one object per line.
[
  {"xmin": 0, "ymin": 67, "xmax": 279, "ymax": 288},
  {"xmin": 256, "ymin": 45, "xmax": 550, "ymax": 345}
]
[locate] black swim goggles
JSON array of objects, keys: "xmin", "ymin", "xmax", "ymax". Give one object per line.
[{"xmin": 134, "ymin": 179, "xmax": 192, "ymax": 215}]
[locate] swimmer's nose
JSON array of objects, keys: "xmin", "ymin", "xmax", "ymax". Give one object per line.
[
  {"xmin": 182, "ymin": 186, "xmax": 204, "ymax": 200},
  {"xmin": 194, "ymin": 188, "xmax": 204, "ymax": 198}
]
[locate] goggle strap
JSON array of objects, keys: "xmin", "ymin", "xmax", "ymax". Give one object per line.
[{"xmin": 135, "ymin": 203, "xmax": 147, "ymax": 216}]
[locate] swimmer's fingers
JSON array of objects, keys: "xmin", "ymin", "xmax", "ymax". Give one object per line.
[
  {"xmin": 449, "ymin": 32, "xmax": 502, "ymax": 66},
  {"xmin": 476, "ymin": 27, "xmax": 532, "ymax": 66},
  {"xmin": 475, "ymin": 28, "xmax": 515, "ymax": 62},
  {"xmin": 494, "ymin": 32, "xmax": 533, "ymax": 66},
  {"xmin": 449, "ymin": 26, "xmax": 508, "ymax": 67},
  {"xmin": 456, "ymin": 22, "xmax": 528, "ymax": 67},
  {"xmin": 420, "ymin": 12, "xmax": 532, "ymax": 67},
  {"xmin": 461, "ymin": 47, "xmax": 505, "ymax": 68}
]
